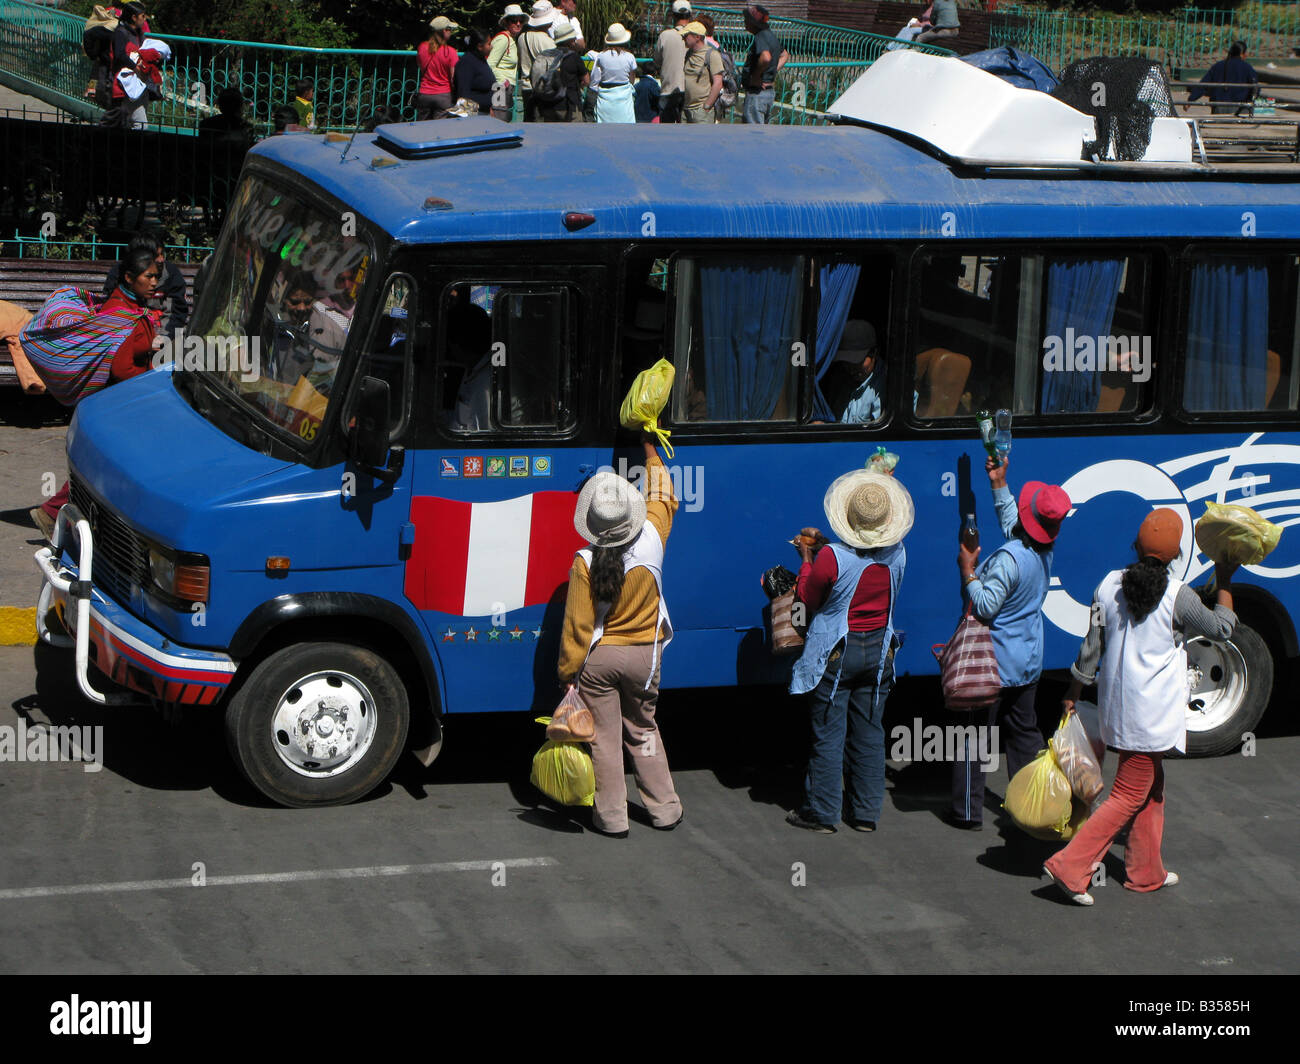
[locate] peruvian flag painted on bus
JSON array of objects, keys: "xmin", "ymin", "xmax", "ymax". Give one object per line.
[{"xmin": 404, "ymin": 492, "xmax": 586, "ymax": 616}]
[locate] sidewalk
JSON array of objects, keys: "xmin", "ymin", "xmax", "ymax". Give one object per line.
[{"xmin": 0, "ymin": 392, "xmax": 70, "ymax": 642}]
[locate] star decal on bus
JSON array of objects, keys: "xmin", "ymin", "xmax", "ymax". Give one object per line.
[
  {"xmin": 464, "ymin": 626, "xmax": 478, "ymax": 642},
  {"xmin": 487, "ymin": 627, "xmax": 501, "ymax": 641},
  {"xmin": 531, "ymin": 627, "xmax": 543, "ymax": 641},
  {"xmin": 509, "ymin": 625, "xmax": 524, "ymax": 641},
  {"xmin": 441, "ymin": 627, "xmax": 456, "ymax": 642}
]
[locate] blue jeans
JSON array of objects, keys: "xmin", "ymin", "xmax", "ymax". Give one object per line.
[
  {"xmin": 801, "ymin": 629, "xmax": 893, "ymax": 825},
  {"xmin": 743, "ymin": 86, "xmax": 774, "ymax": 124}
]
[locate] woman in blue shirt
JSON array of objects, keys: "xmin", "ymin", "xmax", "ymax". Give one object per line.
[{"xmin": 947, "ymin": 457, "xmax": 1071, "ymax": 830}]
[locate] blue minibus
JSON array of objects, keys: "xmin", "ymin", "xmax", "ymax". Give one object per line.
[{"xmin": 35, "ymin": 113, "xmax": 1300, "ymax": 807}]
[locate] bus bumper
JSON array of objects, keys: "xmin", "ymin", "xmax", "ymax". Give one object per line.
[{"xmin": 34, "ymin": 504, "xmax": 237, "ymax": 706}]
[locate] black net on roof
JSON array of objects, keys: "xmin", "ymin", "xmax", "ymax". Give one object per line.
[{"xmin": 1050, "ymin": 58, "xmax": 1175, "ymax": 162}]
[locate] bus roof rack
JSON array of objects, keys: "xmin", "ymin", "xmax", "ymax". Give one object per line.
[
  {"xmin": 829, "ymin": 50, "xmax": 1300, "ymax": 176},
  {"xmin": 372, "ymin": 119, "xmax": 522, "ymax": 161}
]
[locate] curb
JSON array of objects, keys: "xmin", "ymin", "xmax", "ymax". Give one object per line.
[{"xmin": 0, "ymin": 607, "xmax": 37, "ymax": 646}]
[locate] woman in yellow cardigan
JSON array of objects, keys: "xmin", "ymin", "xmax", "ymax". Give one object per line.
[{"xmin": 558, "ymin": 434, "xmax": 683, "ymax": 837}]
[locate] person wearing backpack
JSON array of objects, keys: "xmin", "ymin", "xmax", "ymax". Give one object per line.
[
  {"xmin": 518, "ymin": 1, "xmax": 557, "ymax": 122},
  {"xmin": 681, "ymin": 22, "xmax": 723, "ymax": 124},
  {"xmin": 534, "ymin": 16, "xmax": 587, "ymax": 122},
  {"xmin": 654, "ymin": 1, "xmax": 692, "ymax": 123}
]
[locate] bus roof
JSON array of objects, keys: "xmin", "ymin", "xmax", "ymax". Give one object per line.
[{"xmin": 249, "ymin": 121, "xmax": 1300, "ymax": 246}]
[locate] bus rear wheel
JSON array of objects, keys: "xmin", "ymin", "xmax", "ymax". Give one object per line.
[
  {"xmin": 225, "ymin": 642, "xmax": 410, "ymax": 807},
  {"xmin": 1183, "ymin": 622, "xmax": 1272, "ymax": 758}
]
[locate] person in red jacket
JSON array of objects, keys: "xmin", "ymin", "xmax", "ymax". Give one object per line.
[{"xmin": 32, "ymin": 249, "xmax": 162, "ymax": 539}]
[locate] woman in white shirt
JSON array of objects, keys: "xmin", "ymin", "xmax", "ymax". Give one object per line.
[
  {"xmin": 1044, "ymin": 508, "xmax": 1238, "ymax": 905},
  {"xmin": 590, "ymin": 23, "xmax": 638, "ymax": 123}
]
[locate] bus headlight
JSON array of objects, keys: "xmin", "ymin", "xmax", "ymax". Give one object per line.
[{"xmin": 148, "ymin": 546, "xmax": 210, "ymax": 604}]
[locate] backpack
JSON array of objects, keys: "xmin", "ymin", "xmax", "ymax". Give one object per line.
[
  {"xmin": 712, "ymin": 45, "xmax": 740, "ymax": 111},
  {"xmin": 83, "ymin": 24, "xmax": 114, "ymax": 62},
  {"xmin": 530, "ymin": 48, "xmax": 567, "ymax": 104}
]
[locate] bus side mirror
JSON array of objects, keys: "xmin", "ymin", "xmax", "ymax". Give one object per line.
[{"xmin": 350, "ymin": 375, "xmax": 405, "ymax": 484}]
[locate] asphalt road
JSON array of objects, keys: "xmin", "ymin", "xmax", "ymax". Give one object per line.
[{"xmin": 0, "ymin": 643, "xmax": 1295, "ymax": 975}]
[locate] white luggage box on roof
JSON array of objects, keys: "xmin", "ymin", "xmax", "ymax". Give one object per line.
[
  {"xmin": 829, "ymin": 49, "xmax": 1191, "ymax": 167},
  {"xmin": 830, "ymin": 50, "xmax": 1095, "ymax": 165}
]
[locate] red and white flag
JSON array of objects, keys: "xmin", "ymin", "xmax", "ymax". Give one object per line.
[{"xmin": 404, "ymin": 492, "xmax": 586, "ymax": 616}]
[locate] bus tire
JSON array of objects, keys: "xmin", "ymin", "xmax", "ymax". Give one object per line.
[
  {"xmin": 225, "ymin": 642, "xmax": 410, "ymax": 807},
  {"xmin": 1183, "ymin": 622, "xmax": 1272, "ymax": 758}
]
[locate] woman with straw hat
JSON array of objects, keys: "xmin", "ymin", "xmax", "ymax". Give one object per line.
[
  {"xmin": 590, "ymin": 23, "xmax": 638, "ymax": 124},
  {"xmin": 518, "ymin": 0, "xmax": 557, "ymax": 121},
  {"xmin": 558, "ymin": 435, "xmax": 683, "ymax": 837},
  {"xmin": 786, "ymin": 469, "xmax": 913, "ymax": 833},
  {"xmin": 1043, "ymin": 510, "xmax": 1238, "ymax": 905}
]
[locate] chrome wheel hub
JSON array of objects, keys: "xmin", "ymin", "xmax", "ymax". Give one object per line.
[{"xmin": 270, "ymin": 671, "xmax": 377, "ymax": 777}]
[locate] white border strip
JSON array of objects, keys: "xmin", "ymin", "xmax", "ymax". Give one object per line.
[{"xmin": 0, "ymin": 857, "xmax": 557, "ymax": 900}]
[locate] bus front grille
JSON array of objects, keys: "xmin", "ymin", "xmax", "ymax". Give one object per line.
[{"xmin": 68, "ymin": 474, "xmax": 150, "ymax": 605}]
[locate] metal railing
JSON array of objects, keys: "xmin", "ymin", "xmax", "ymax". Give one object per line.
[
  {"xmin": 641, "ymin": 1, "xmax": 957, "ymax": 64},
  {"xmin": 4, "ymin": 233, "xmax": 213, "ymax": 262},
  {"xmin": 990, "ymin": 4, "xmax": 1300, "ymax": 73},
  {"xmin": 1, "ymin": 0, "xmax": 949, "ymax": 130}
]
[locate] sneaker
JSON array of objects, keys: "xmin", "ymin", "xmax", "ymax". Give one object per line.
[
  {"xmin": 1043, "ymin": 864, "xmax": 1094, "ymax": 906},
  {"xmin": 786, "ymin": 810, "xmax": 836, "ymax": 834},
  {"xmin": 942, "ymin": 810, "xmax": 983, "ymax": 831},
  {"xmin": 1161, "ymin": 871, "xmax": 1179, "ymax": 888},
  {"xmin": 844, "ymin": 818, "xmax": 876, "ymax": 832},
  {"xmin": 30, "ymin": 507, "xmax": 55, "ymax": 541}
]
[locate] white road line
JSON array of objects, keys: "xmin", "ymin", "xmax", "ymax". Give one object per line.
[{"xmin": 0, "ymin": 857, "xmax": 557, "ymax": 900}]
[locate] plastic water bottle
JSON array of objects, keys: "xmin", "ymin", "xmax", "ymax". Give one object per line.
[
  {"xmin": 961, "ymin": 514, "xmax": 979, "ymax": 551},
  {"xmin": 994, "ymin": 409, "xmax": 1013, "ymax": 466}
]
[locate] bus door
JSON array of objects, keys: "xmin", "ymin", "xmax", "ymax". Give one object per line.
[{"xmin": 403, "ymin": 264, "xmax": 607, "ymax": 715}]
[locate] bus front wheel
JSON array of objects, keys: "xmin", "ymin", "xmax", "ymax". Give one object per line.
[
  {"xmin": 225, "ymin": 642, "xmax": 410, "ymax": 807},
  {"xmin": 1183, "ymin": 622, "xmax": 1272, "ymax": 758}
]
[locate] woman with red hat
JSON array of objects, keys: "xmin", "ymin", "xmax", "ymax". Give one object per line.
[
  {"xmin": 949, "ymin": 456, "xmax": 1072, "ymax": 830},
  {"xmin": 1043, "ymin": 509, "xmax": 1238, "ymax": 905}
]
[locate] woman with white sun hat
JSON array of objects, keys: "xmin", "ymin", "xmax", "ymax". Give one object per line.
[
  {"xmin": 558, "ymin": 434, "xmax": 683, "ymax": 837},
  {"xmin": 590, "ymin": 23, "xmax": 638, "ymax": 123},
  {"xmin": 786, "ymin": 468, "xmax": 913, "ymax": 834}
]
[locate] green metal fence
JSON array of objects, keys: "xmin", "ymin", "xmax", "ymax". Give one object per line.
[
  {"xmin": 0, "ymin": 0, "xmax": 947, "ymax": 130},
  {"xmin": 641, "ymin": 1, "xmax": 957, "ymax": 65},
  {"xmin": 4, "ymin": 232, "xmax": 212, "ymax": 262},
  {"xmin": 990, "ymin": 4, "xmax": 1300, "ymax": 73}
]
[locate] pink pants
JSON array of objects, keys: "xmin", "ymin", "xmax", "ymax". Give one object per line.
[{"xmin": 1045, "ymin": 751, "xmax": 1167, "ymax": 894}]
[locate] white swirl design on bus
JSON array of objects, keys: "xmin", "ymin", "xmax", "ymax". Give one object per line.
[{"xmin": 1045, "ymin": 433, "xmax": 1300, "ymax": 637}]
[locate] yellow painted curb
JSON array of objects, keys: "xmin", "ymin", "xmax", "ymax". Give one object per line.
[{"xmin": 0, "ymin": 607, "xmax": 38, "ymax": 646}]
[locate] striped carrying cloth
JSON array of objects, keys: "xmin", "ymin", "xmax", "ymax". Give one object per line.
[{"xmin": 18, "ymin": 287, "xmax": 150, "ymax": 406}]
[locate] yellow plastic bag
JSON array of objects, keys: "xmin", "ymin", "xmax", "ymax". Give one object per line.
[
  {"xmin": 1004, "ymin": 744, "xmax": 1073, "ymax": 838},
  {"xmin": 1194, "ymin": 501, "xmax": 1282, "ymax": 567},
  {"xmin": 530, "ymin": 739, "xmax": 595, "ymax": 807},
  {"xmin": 619, "ymin": 358, "xmax": 675, "ymax": 458}
]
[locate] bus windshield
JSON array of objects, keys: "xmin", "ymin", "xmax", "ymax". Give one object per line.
[{"xmin": 187, "ymin": 175, "xmax": 374, "ymax": 446}]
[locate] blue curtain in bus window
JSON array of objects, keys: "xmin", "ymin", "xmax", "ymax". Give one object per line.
[
  {"xmin": 699, "ymin": 257, "xmax": 802, "ymax": 420},
  {"xmin": 1040, "ymin": 257, "xmax": 1123, "ymax": 414},
  {"xmin": 813, "ymin": 262, "xmax": 862, "ymax": 420},
  {"xmin": 1184, "ymin": 260, "xmax": 1269, "ymax": 412}
]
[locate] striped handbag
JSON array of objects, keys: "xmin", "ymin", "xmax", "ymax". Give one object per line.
[{"xmin": 931, "ymin": 604, "xmax": 1001, "ymax": 710}]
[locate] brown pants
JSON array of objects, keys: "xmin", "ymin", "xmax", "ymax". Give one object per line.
[{"xmin": 579, "ymin": 643, "xmax": 681, "ymax": 832}]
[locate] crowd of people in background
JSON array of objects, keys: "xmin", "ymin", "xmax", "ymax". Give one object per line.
[{"xmin": 415, "ymin": 1, "xmax": 791, "ymax": 125}]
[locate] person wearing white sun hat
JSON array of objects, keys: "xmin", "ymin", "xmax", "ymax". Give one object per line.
[
  {"xmin": 786, "ymin": 468, "xmax": 913, "ymax": 834},
  {"xmin": 589, "ymin": 23, "xmax": 637, "ymax": 123},
  {"xmin": 519, "ymin": 0, "xmax": 557, "ymax": 121},
  {"xmin": 536, "ymin": 15, "xmax": 589, "ymax": 122},
  {"xmin": 558, "ymin": 434, "xmax": 683, "ymax": 837}
]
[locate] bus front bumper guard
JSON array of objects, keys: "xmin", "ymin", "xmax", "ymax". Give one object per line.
[{"xmin": 34, "ymin": 504, "xmax": 237, "ymax": 706}]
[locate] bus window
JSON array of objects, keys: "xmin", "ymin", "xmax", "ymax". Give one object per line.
[
  {"xmin": 442, "ymin": 282, "xmax": 576, "ymax": 433},
  {"xmin": 1037, "ymin": 254, "xmax": 1156, "ymax": 416},
  {"xmin": 668, "ymin": 253, "xmax": 806, "ymax": 424},
  {"xmin": 1182, "ymin": 251, "xmax": 1300, "ymax": 413},
  {"xmin": 913, "ymin": 251, "xmax": 1027, "ymax": 418},
  {"xmin": 809, "ymin": 254, "xmax": 894, "ymax": 426},
  {"xmin": 914, "ymin": 250, "xmax": 1155, "ymax": 420},
  {"xmin": 352, "ymin": 274, "xmax": 414, "ymax": 437}
]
